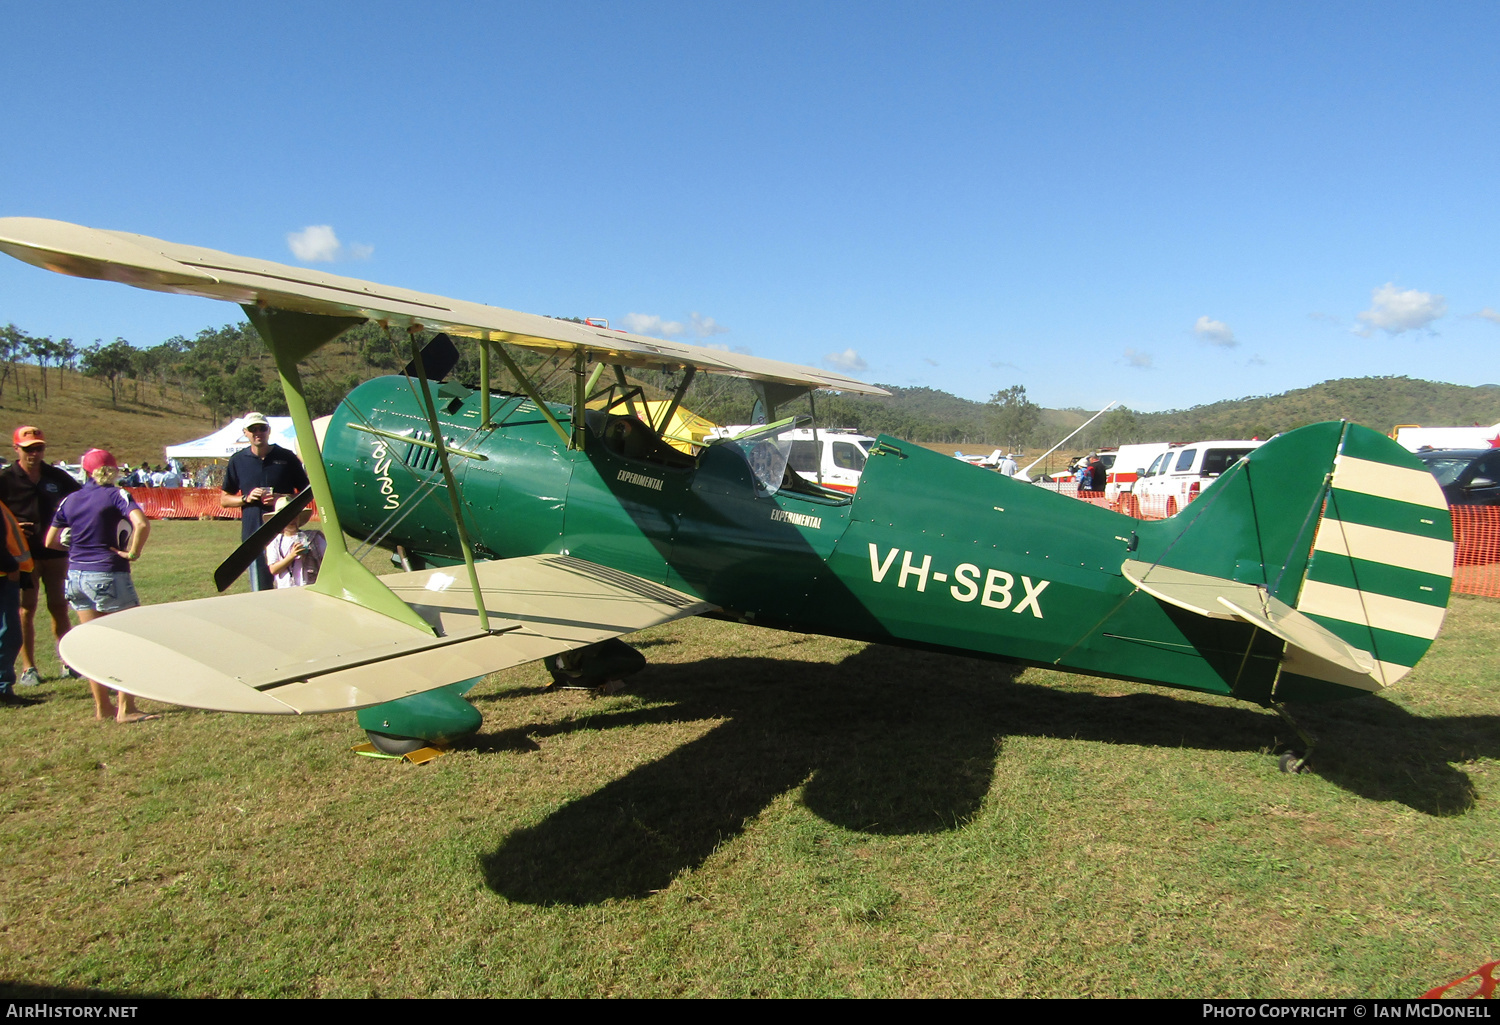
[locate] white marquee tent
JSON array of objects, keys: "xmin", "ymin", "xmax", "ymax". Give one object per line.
[{"xmin": 164, "ymin": 415, "xmax": 297, "ymax": 461}]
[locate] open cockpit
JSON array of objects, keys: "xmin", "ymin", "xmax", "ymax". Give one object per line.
[{"xmin": 582, "ymin": 407, "xmax": 853, "ymax": 504}]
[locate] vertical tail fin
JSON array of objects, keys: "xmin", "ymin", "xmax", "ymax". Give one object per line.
[
  {"xmin": 1135, "ymin": 421, "xmax": 1453, "ymax": 700},
  {"xmin": 1293, "ymin": 425, "xmax": 1454, "ymax": 694}
]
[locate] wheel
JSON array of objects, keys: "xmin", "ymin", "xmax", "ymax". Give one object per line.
[
  {"xmin": 366, "ymin": 730, "xmax": 429, "ymax": 755},
  {"xmin": 1166, "ymin": 497, "xmax": 1179, "ymax": 517},
  {"xmin": 1278, "ymin": 751, "xmax": 1309, "ymax": 774}
]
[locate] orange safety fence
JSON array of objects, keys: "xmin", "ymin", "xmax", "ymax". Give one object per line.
[
  {"xmin": 128, "ymin": 487, "xmax": 240, "ymax": 520},
  {"xmin": 1452, "ymin": 506, "xmax": 1500, "ymax": 599},
  {"xmin": 126, "ymin": 487, "xmax": 320, "ymax": 523},
  {"xmin": 1075, "ymin": 489, "xmax": 1500, "ymax": 599}
]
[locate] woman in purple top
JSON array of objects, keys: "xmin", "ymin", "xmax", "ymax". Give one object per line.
[{"xmin": 45, "ymin": 449, "xmax": 156, "ymax": 723}]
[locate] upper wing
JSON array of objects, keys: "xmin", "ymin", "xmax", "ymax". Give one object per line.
[
  {"xmin": 0, "ymin": 217, "xmax": 887, "ymax": 396},
  {"xmin": 60, "ymin": 555, "xmax": 716, "ymax": 714}
]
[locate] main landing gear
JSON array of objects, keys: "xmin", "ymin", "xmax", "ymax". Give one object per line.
[
  {"xmin": 357, "ymin": 679, "xmax": 485, "ymax": 755},
  {"xmin": 546, "ymin": 638, "xmax": 647, "ymax": 692},
  {"xmin": 367, "ymin": 731, "xmax": 431, "ymax": 756}
]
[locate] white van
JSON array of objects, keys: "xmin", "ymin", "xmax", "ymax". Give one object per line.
[
  {"xmin": 1102, "ymin": 442, "xmax": 1175, "ymax": 506},
  {"xmin": 1127, "ymin": 439, "xmax": 1264, "ymax": 518}
]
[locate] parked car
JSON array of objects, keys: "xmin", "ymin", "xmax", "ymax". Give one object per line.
[
  {"xmin": 1415, "ymin": 448, "xmax": 1500, "ymax": 506},
  {"xmin": 1127, "ymin": 439, "xmax": 1264, "ymax": 518}
]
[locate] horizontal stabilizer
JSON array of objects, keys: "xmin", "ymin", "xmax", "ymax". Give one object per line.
[
  {"xmin": 1122, "ymin": 558, "xmax": 1383, "ymax": 692},
  {"xmin": 60, "ymin": 555, "xmax": 715, "ymax": 714}
]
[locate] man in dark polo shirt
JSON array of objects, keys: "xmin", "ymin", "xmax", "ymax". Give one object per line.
[
  {"xmin": 220, "ymin": 412, "xmax": 308, "ymax": 591},
  {"xmin": 0, "ymin": 425, "xmax": 81, "ymax": 687}
]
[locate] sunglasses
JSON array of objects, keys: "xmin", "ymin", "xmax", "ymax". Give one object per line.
[
  {"xmin": 17, "ymin": 444, "xmax": 45, "ymax": 453},
  {"xmin": 246, "ymin": 425, "xmax": 271, "ymax": 434}
]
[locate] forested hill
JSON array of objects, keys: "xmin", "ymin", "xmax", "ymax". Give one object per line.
[
  {"xmin": 1110, "ymin": 377, "xmax": 1500, "ymax": 444},
  {"xmin": 4, "ymin": 316, "xmax": 1498, "ymax": 455},
  {"xmin": 818, "ymin": 376, "xmax": 1500, "ymax": 449}
]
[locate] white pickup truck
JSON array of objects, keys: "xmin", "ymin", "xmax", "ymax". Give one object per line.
[{"xmin": 1125, "ymin": 439, "xmax": 1264, "ymax": 518}]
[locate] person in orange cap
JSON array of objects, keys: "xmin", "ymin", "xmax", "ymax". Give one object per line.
[{"xmin": 0, "ymin": 426, "xmax": 80, "ymax": 687}]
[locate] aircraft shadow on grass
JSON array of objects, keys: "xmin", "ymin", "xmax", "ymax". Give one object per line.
[{"xmin": 478, "ymin": 644, "xmax": 1498, "ymax": 905}]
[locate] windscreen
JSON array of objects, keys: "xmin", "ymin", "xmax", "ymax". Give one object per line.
[
  {"xmin": 719, "ymin": 417, "xmax": 809, "ymax": 497},
  {"xmin": 742, "ymin": 438, "xmax": 792, "ymax": 495}
]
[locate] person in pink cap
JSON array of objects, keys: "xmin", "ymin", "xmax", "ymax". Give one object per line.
[{"xmin": 46, "ymin": 449, "xmax": 157, "ymax": 723}]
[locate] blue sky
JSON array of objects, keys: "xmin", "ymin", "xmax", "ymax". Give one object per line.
[{"xmin": 3, "ymin": 1, "xmax": 1497, "ymax": 412}]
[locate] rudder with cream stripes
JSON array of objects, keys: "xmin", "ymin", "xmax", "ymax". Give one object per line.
[{"xmin": 1290, "ymin": 424, "xmax": 1453, "ymax": 694}]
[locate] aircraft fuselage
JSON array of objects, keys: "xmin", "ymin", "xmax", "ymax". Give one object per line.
[{"xmin": 324, "ymin": 376, "xmax": 1300, "ymax": 704}]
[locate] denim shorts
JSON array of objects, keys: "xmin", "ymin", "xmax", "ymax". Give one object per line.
[{"xmin": 65, "ymin": 570, "xmax": 141, "ymax": 614}]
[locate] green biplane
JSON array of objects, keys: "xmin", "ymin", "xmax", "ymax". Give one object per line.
[{"xmin": 0, "ymin": 218, "xmax": 1455, "ymax": 771}]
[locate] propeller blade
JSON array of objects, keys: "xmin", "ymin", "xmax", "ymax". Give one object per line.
[
  {"xmin": 213, "ymin": 487, "xmax": 315, "ymax": 592},
  {"xmin": 402, "ymin": 332, "xmax": 460, "ymax": 382}
]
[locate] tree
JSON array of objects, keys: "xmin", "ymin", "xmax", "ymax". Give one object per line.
[
  {"xmin": 129, "ymin": 345, "xmax": 162, "ymax": 403},
  {"xmin": 56, "ymin": 338, "xmax": 77, "ymax": 391},
  {"xmin": 1094, "ymin": 406, "xmax": 1141, "ymax": 447},
  {"xmin": 81, "ymin": 338, "xmax": 135, "ymax": 408},
  {"xmin": 0, "ymin": 323, "xmax": 26, "ymax": 400},
  {"xmin": 988, "ymin": 385, "xmax": 1041, "ymax": 450},
  {"xmin": 24, "ymin": 332, "xmax": 56, "ymax": 399}
]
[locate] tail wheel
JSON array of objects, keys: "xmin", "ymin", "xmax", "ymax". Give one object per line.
[
  {"xmin": 1166, "ymin": 497, "xmax": 1179, "ymax": 517},
  {"xmin": 1279, "ymin": 751, "xmax": 1310, "ymax": 774}
]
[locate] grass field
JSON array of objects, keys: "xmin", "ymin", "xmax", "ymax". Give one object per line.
[{"xmin": 1, "ymin": 521, "xmax": 1496, "ymax": 998}]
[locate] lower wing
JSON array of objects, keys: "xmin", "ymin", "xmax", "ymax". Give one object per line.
[{"xmin": 61, "ymin": 555, "xmax": 715, "ymax": 714}]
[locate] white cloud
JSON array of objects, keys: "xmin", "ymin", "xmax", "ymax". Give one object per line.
[
  {"xmin": 620, "ymin": 313, "xmax": 686, "ymax": 338},
  {"xmin": 287, "ymin": 225, "xmax": 341, "ymax": 262},
  {"xmin": 286, "ymin": 224, "xmax": 373, "ymax": 262},
  {"xmin": 621, "ymin": 311, "xmax": 729, "ymax": 340},
  {"xmin": 1356, "ymin": 283, "xmax": 1447, "ymax": 335},
  {"xmin": 824, "ymin": 348, "xmax": 868, "ymax": 372},
  {"xmin": 689, "ymin": 312, "xmax": 728, "ymax": 338},
  {"xmin": 1478, "ymin": 307, "xmax": 1500, "ymax": 325},
  {"xmin": 1124, "ymin": 348, "xmax": 1153, "ymax": 369},
  {"xmin": 1194, "ymin": 316, "xmax": 1237, "ymax": 348}
]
